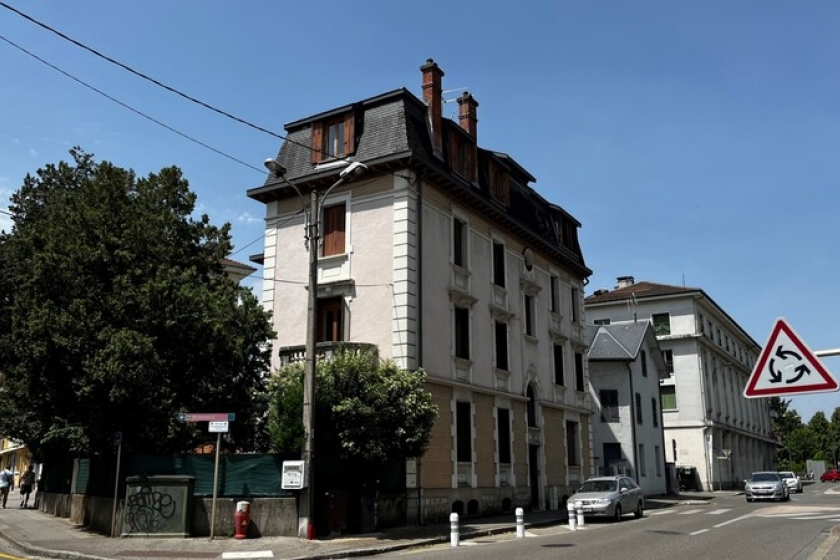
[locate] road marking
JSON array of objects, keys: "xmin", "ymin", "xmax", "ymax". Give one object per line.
[
  {"xmin": 650, "ymin": 510, "xmax": 672, "ymax": 515},
  {"xmin": 707, "ymin": 509, "xmax": 730, "ymax": 515},
  {"xmin": 678, "ymin": 509, "xmax": 704, "ymax": 515},
  {"xmin": 222, "ymin": 552, "xmax": 274, "ymax": 559},
  {"xmin": 690, "ymin": 529, "xmax": 710, "ymax": 535},
  {"xmin": 714, "ymin": 513, "xmax": 754, "ymax": 528}
]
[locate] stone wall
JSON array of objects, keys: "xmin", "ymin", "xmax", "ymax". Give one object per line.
[{"xmin": 43, "ymin": 493, "xmax": 298, "ymax": 538}]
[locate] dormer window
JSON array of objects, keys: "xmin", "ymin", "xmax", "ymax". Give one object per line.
[
  {"xmin": 311, "ymin": 112, "xmax": 355, "ymax": 163},
  {"xmin": 488, "ymin": 163, "xmax": 510, "ymax": 206},
  {"xmin": 448, "ymin": 132, "xmax": 475, "ymax": 181}
]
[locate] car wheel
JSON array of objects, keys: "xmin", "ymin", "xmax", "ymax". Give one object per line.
[
  {"xmin": 634, "ymin": 501, "xmax": 643, "ymax": 519},
  {"xmin": 613, "ymin": 504, "xmax": 622, "ymax": 522},
  {"xmin": 746, "ymin": 497, "xmax": 752, "ymax": 503}
]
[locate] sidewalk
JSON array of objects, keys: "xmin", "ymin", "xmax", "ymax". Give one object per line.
[
  {"xmin": 1, "ymin": 494, "xmax": 839, "ymax": 560},
  {"xmin": 0, "ymin": 506, "xmax": 568, "ymax": 560}
]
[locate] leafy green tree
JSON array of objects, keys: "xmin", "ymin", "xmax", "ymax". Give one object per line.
[
  {"xmin": 828, "ymin": 407, "xmax": 840, "ymax": 469},
  {"xmin": 267, "ymin": 347, "xmax": 437, "ymax": 463},
  {"xmin": 0, "ymin": 149, "xmax": 274, "ymax": 458},
  {"xmin": 787, "ymin": 425, "xmax": 818, "ymax": 468},
  {"xmin": 808, "ymin": 411, "xmax": 832, "ymax": 464},
  {"xmin": 770, "ymin": 397, "xmax": 804, "ymax": 468}
]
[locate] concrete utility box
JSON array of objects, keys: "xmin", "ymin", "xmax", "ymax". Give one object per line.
[{"xmin": 122, "ymin": 475, "xmax": 195, "ymax": 538}]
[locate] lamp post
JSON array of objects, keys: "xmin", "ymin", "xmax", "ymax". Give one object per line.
[{"xmin": 264, "ymin": 158, "xmax": 368, "ymax": 539}]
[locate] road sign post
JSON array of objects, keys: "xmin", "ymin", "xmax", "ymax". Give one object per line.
[{"xmin": 177, "ymin": 413, "xmax": 234, "ymax": 539}]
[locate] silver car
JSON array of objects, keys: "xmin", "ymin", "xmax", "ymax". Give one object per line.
[
  {"xmin": 779, "ymin": 471, "xmax": 802, "ymax": 493},
  {"xmin": 569, "ymin": 476, "xmax": 644, "ymax": 521},
  {"xmin": 745, "ymin": 471, "xmax": 789, "ymax": 502}
]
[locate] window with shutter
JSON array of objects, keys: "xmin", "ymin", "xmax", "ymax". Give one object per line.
[
  {"xmin": 322, "ymin": 204, "xmax": 346, "ymax": 257},
  {"xmin": 316, "ymin": 297, "xmax": 343, "ymax": 342},
  {"xmin": 311, "ymin": 112, "xmax": 355, "ymax": 163}
]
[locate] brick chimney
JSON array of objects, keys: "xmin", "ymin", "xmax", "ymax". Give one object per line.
[
  {"xmin": 456, "ymin": 91, "xmax": 478, "ymax": 138},
  {"xmin": 421, "ymin": 59, "xmax": 444, "ymax": 157}
]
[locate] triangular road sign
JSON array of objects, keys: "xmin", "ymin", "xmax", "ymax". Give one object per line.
[{"xmin": 744, "ymin": 317, "xmax": 838, "ymax": 398}]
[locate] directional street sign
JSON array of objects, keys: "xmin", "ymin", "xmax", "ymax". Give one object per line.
[
  {"xmin": 177, "ymin": 412, "xmax": 236, "ymax": 422},
  {"xmin": 744, "ymin": 318, "xmax": 839, "ymax": 398}
]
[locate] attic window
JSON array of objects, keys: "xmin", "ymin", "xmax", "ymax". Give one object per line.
[
  {"xmin": 488, "ymin": 163, "xmax": 510, "ymax": 206},
  {"xmin": 311, "ymin": 112, "xmax": 355, "ymax": 163},
  {"xmin": 448, "ymin": 133, "xmax": 475, "ymax": 181}
]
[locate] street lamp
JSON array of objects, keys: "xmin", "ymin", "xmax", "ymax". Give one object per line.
[{"xmin": 264, "ymin": 158, "xmax": 368, "ymax": 539}]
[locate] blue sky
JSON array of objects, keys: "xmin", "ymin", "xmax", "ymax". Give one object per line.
[{"xmin": 2, "ymin": 1, "xmax": 838, "ymax": 422}]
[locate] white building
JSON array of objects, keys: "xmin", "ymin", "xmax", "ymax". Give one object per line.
[
  {"xmin": 586, "ymin": 321, "xmax": 669, "ymax": 495},
  {"xmin": 584, "ymin": 276, "xmax": 775, "ymax": 491},
  {"xmin": 247, "ymin": 60, "xmax": 593, "ymax": 528}
]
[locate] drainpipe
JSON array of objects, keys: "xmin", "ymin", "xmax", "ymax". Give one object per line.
[
  {"xmin": 416, "ymin": 175, "xmax": 424, "ymax": 526},
  {"xmin": 627, "ymin": 363, "xmax": 640, "ymax": 480}
]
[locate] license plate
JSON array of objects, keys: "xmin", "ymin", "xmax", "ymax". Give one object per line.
[{"xmin": 583, "ymin": 507, "xmax": 593, "ymax": 512}]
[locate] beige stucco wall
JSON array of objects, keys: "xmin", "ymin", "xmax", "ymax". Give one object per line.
[{"xmin": 422, "ymin": 382, "xmax": 453, "ymax": 489}]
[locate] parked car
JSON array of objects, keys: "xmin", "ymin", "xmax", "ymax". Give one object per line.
[
  {"xmin": 745, "ymin": 471, "xmax": 789, "ymax": 502},
  {"xmin": 821, "ymin": 469, "xmax": 840, "ymax": 483},
  {"xmin": 569, "ymin": 476, "xmax": 644, "ymax": 521},
  {"xmin": 778, "ymin": 471, "xmax": 802, "ymax": 493}
]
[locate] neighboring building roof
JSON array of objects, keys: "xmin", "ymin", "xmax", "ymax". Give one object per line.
[
  {"xmin": 585, "ymin": 280, "xmax": 699, "ymax": 304},
  {"xmin": 584, "ymin": 278, "xmax": 761, "ymax": 350},
  {"xmin": 586, "ymin": 321, "xmax": 669, "ymax": 377},
  {"xmin": 247, "ymin": 62, "xmax": 590, "ymax": 278},
  {"xmin": 221, "ymin": 257, "xmax": 257, "ymax": 284}
]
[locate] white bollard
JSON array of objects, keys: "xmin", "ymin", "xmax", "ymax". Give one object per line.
[
  {"xmin": 576, "ymin": 504, "xmax": 585, "ymax": 528},
  {"xmin": 450, "ymin": 512, "xmax": 460, "ymax": 547},
  {"xmin": 515, "ymin": 507, "xmax": 525, "ymax": 538},
  {"xmin": 567, "ymin": 501, "xmax": 577, "ymax": 531}
]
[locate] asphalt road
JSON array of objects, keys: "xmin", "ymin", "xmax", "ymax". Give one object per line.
[{"xmin": 383, "ymin": 482, "xmax": 840, "ymax": 560}]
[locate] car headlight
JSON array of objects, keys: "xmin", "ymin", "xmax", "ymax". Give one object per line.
[{"xmin": 596, "ymin": 499, "xmax": 612, "ymax": 506}]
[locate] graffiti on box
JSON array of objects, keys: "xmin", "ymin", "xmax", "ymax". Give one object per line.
[{"xmin": 125, "ymin": 485, "xmax": 177, "ymax": 533}]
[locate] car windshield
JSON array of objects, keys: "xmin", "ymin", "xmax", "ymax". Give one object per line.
[
  {"xmin": 578, "ymin": 480, "xmax": 617, "ymax": 493},
  {"xmin": 750, "ymin": 472, "xmax": 779, "ymax": 482},
  {"xmin": 779, "ymin": 472, "xmax": 795, "ymax": 478}
]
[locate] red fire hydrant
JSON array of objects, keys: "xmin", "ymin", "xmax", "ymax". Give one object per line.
[{"xmin": 234, "ymin": 501, "xmax": 250, "ymax": 539}]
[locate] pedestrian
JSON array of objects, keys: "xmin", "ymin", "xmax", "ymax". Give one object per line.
[
  {"xmin": 0, "ymin": 465, "xmax": 13, "ymax": 508},
  {"xmin": 18, "ymin": 465, "xmax": 35, "ymax": 508}
]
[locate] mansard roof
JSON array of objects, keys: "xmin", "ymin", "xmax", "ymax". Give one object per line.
[{"xmin": 248, "ymin": 83, "xmax": 590, "ymax": 278}]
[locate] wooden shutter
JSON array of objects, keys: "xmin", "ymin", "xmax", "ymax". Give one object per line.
[
  {"xmin": 343, "ymin": 112, "xmax": 355, "ymax": 155},
  {"xmin": 322, "ymin": 204, "xmax": 346, "ymax": 257},
  {"xmin": 311, "ymin": 123, "xmax": 323, "ymax": 164}
]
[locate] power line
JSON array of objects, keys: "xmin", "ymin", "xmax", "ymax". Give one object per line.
[
  {"xmin": 0, "ymin": 34, "xmax": 265, "ymax": 174},
  {"xmin": 0, "ymin": 1, "xmax": 326, "ymax": 160},
  {"xmin": 0, "ymin": 1, "xmax": 284, "ymax": 142}
]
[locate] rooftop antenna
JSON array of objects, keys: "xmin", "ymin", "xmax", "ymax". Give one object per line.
[
  {"xmin": 627, "ymin": 292, "xmax": 638, "ymax": 323},
  {"xmin": 443, "ymin": 87, "xmax": 468, "ymax": 120}
]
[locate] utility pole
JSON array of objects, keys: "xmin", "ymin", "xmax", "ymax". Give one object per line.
[
  {"xmin": 272, "ymin": 160, "xmax": 366, "ymax": 541},
  {"xmin": 299, "ymin": 189, "xmax": 319, "ymax": 540}
]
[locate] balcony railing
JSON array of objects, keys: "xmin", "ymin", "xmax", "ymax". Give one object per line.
[{"xmin": 278, "ymin": 342, "xmax": 378, "ymax": 368}]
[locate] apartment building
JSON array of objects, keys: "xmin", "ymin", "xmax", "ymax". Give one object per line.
[
  {"xmin": 586, "ymin": 321, "xmax": 669, "ymax": 495},
  {"xmin": 585, "ymin": 276, "xmax": 775, "ymax": 491},
  {"xmin": 247, "ymin": 60, "xmax": 593, "ymax": 526}
]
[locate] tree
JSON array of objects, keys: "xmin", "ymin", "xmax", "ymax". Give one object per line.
[
  {"xmin": 808, "ymin": 411, "xmax": 832, "ymax": 464},
  {"xmin": 0, "ymin": 149, "xmax": 275, "ymax": 457},
  {"xmin": 266, "ymin": 347, "xmax": 437, "ymax": 463},
  {"xmin": 770, "ymin": 397, "xmax": 803, "ymax": 468}
]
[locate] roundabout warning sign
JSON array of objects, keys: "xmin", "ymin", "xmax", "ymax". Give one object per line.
[{"xmin": 744, "ymin": 318, "xmax": 838, "ymax": 398}]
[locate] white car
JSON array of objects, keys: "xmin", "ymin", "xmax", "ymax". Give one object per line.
[
  {"xmin": 779, "ymin": 471, "xmax": 802, "ymax": 493},
  {"xmin": 745, "ymin": 471, "xmax": 789, "ymax": 502},
  {"xmin": 569, "ymin": 476, "xmax": 644, "ymax": 521}
]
